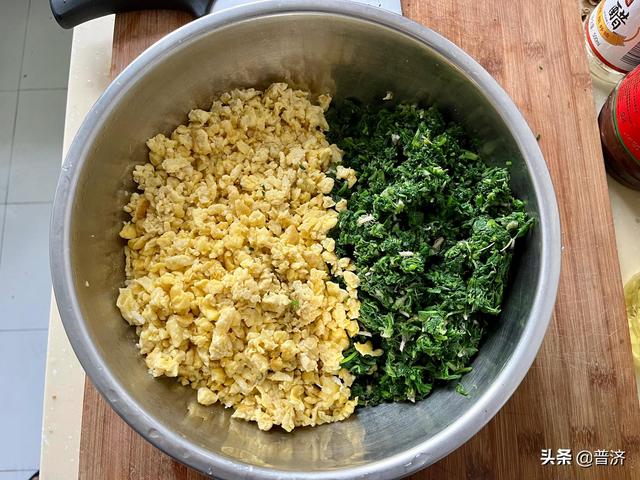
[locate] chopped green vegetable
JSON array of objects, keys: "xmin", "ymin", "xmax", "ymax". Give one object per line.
[
  {"xmin": 455, "ymin": 383, "xmax": 469, "ymax": 396},
  {"xmin": 326, "ymin": 100, "xmax": 534, "ymax": 406}
]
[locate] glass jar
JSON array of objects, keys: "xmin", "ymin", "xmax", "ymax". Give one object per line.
[{"xmin": 599, "ymin": 66, "xmax": 640, "ymax": 189}]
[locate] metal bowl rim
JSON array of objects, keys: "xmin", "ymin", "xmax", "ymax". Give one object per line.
[{"xmin": 50, "ymin": 1, "xmax": 562, "ymax": 478}]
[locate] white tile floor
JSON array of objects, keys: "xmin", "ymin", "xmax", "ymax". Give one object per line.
[
  {"xmin": 0, "ymin": 0, "xmax": 72, "ymax": 477},
  {"xmin": 0, "ymin": 473, "xmax": 36, "ymax": 480}
]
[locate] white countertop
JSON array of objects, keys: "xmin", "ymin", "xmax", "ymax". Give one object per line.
[
  {"xmin": 39, "ymin": 16, "xmax": 114, "ymax": 480},
  {"xmin": 590, "ymin": 74, "xmax": 640, "ymax": 285},
  {"xmin": 39, "ymin": 15, "xmax": 640, "ymax": 480}
]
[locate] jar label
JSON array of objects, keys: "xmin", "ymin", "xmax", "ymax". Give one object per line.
[
  {"xmin": 615, "ymin": 66, "xmax": 640, "ymax": 159},
  {"xmin": 587, "ymin": 0, "xmax": 640, "ymax": 73}
]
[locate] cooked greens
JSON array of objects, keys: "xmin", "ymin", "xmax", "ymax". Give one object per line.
[{"xmin": 327, "ymin": 100, "xmax": 533, "ymax": 406}]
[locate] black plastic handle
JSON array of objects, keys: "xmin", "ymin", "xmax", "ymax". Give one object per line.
[{"xmin": 50, "ymin": 0, "xmax": 215, "ymax": 29}]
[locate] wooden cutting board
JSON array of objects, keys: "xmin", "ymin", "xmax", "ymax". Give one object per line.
[{"xmin": 79, "ymin": 2, "xmax": 640, "ymax": 478}]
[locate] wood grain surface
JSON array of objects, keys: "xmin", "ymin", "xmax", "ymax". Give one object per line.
[
  {"xmin": 80, "ymin": 2, "xmax": 640, "ymax": 478},
  {"xmin": 109, "ymin": 10, "xmax": 193, "ymax": 79}
]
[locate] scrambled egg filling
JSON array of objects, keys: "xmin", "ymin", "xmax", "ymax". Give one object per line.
[{"xmin": 116, "ymin": 83, "xmax": 360, "ymax": 432}]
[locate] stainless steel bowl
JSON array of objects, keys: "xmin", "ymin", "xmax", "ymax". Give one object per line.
[{"xmin": 50, "ymin": 2, "xmax": 561, "ymax": 478}]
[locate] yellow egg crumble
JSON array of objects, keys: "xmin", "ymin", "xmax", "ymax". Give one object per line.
[{"xmin": 116, "ymin": 83, "xmax": 361, "ymax": 431}]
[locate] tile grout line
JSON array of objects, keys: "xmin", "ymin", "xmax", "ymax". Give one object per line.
[
  {"xmin": 16, "ymin": 0, "xmax": 34, "ymax": 93},
  {"xmin": 1, "ymin": 200, "xmax": 54, "ymax": 206},
  {"xmin": 0, "ymin": 87, "xmax": 68, "ymax": 93},
  {"xmin": 0, "ymin": 328, "xmax": 49, "ymax": 333},
  {"xmin": 0, "ymin": 0, "xmax": 32, "ymax": 271}
]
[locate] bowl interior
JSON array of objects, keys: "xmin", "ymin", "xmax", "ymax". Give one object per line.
[{"xmin": 61, "ymin": 9, "xmax": 546, "ymax": 476}]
